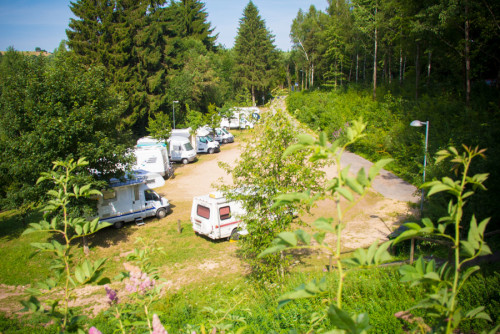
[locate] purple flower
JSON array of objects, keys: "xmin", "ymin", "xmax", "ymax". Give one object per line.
[
  {"xmin": 89, "ymin": 327, "xmax": 103, "ymax": 334},
  {"xmin": 152, "ymin": 314, "xmax": 168, "ymax": 334},
  {"xmin": 105, "ymin": 285, "xmax": 119, "ymax": 305},
  {"xmin": 126, "ymin": 270, "xmax": 155, "ymax": 294}
]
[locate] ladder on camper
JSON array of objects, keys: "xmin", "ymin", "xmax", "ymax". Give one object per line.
[{"xmin": 135, "ymin": 218, "xmax": 145, "ymax": 226}]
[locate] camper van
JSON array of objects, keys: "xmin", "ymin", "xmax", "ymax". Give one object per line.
[
  {"xmin": 195, "ymin": 128, "xmax": 220, "ymax": 153},
  {"xmin": 168, "ymin": 136, "xmax": 197, "ymax": 164},
  {"xmin": 191, "ymin": 192, "xmax": 247, "ymax": 240},
  {"xmin": 98, "ymin": 172, "xmax": 170, "ymax": 228},
  {"xmin": 211, "ymin": 127, "xmax": 234, "ymax": 144},
  {"xmin": 220, "ymin": 107, "xmax": 260, "ymax": 130},
  {"xmin": 134, "ymin": 145, "xmax": 173, "ymax": 178}
]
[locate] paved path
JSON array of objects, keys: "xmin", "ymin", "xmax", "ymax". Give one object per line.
[{"xmin": 340, "ymin": 151, "xmax": 419, "ymax": 203}]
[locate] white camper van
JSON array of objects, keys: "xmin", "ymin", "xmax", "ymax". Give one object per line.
[
  {"xmin": 134, "ymin": 145, "xmax": 173, "ymax": 178},
  {"xmin": 195, "ymin": 128, "xmax": 220, "ymax": 154},
  {"xmin": 168, "ymin": 136, "xmax": 197, "ymax": 164},
  {"xmin": 191, "ymin": 192, "xmax": 247, "ymax": 240},
  {"xmin": 98, "ymin": 172, "xmax": 170, "ymax": 228},
  {"xmin": 212, "ymin": 128, "xmax": 234, "ymax": 144},
  {"xmin": 220, "ymin": 107, "xmax": 260, "ymax": 130}
]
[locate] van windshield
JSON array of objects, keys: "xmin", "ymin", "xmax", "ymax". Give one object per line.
[
  {"xmin": 183, "ymin": 142, "xmax": 193, "ymax": 151},
  {"xmin": 222, "ymin": 129, "xmax": 229, "ymax": 134}
]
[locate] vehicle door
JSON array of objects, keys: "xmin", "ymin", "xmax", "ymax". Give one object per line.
[
  {"xmin": 218, "ymin": 204, "xmax": 233, "ymax": 238},
  {"xmin": 197, "ymin": 136, "xmax": 207, "ymax": 152},
  {"xmin": 132, "ymin": 185, "xmax": 145, "ymax": 218},
  {"xmin": 171, "ymin": 144, "xmax": 181, "ymax": 161},
  {"xmin": 143, "ymin": 189, "xmax": 160, "ymax": 217}
]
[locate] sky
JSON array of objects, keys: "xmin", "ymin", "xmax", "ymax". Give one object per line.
[{"xmin": 0, "ymin": 0, "xmax": 328, "ymax": 52}]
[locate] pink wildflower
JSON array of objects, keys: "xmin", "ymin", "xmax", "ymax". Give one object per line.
[
  {"xmin": 126, "ymin": 270, "xmax": 155, "ymax": 294},
  {"xmin": 89, "ymin": 327, "xmax": 103, "ymax": 334},
  {"xmin": 152, "ymin": 314, "xmax": 168, "ymax": 334}
]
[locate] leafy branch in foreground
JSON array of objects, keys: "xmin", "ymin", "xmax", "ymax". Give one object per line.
[
  {"xmin": 21, "ymin": 157, "xmax": 111, "ymax": 333},
  {"xmin": 393, "ymin": 145, "xmax": 498, "ymax": 333},
  {"xmin": 260, "ymin": 119, "xmax": 394, "ymax": 333}
]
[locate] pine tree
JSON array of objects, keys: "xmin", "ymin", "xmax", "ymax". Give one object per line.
[{"xmin": 234, "ymin": 1, "xmax": 278, "ymax": 106}]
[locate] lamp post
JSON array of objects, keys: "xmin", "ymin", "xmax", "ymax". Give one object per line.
[
  {"xmin": 410, "ymin": 120, "xmax": 429, "ymax": 265},
  {"xmin": 410, "ymin": 120, "xmax": 429, "ymax": 212},
  {"xmin": 172, "ymin": 100, "xmax": 179, "ymax": 129}
]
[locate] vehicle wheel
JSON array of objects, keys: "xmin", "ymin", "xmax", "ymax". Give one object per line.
[
  {"xmin": 182, "ymin": 158, "xmax": 189, "ymax": 165},
  {"xmin": 208, "ymin": 148, "xmax": 214, "ymax": 154},
  {"xmin": 222, "ymin": 139, "xmax": 228, "ymax": 144},
  {"xmin": 229, "ymin": 228, "xmax": 240, "ymax": 241},
  {"xmin": 156, "ymin": 208, "xmax": 167, "ymax": 219},
  {"xmin": 113, "ymin": 221, "xmax": 123, "ymax": 229}
]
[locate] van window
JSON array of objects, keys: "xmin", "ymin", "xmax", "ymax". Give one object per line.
[
  {"xmin": 145, "ymin": 189, "xmax": 159, "ymax": 201},
  {"xmin": 183, "ymin": 142, "xmax": 194, "ymax": 151},
  {"xmin": 199, "ymin": 137, "xmax": 207, "ymax": 143},
  {"xmin": 146, "ymin": 156, "xmax": 157, "ymax": 163},
  {"xmin": 134, "ymin": 186, "xmax": 140, "ymax": 201},
  {"xmin": 197, "ymin": 205, "xmax": 210, "ymax": 219},
  {"xmin": 219, "ymin": 206, "xmax": 231, "ymax": 220}
]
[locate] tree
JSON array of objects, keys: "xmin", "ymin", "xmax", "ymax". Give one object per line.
[
  {"xmin": 0, "ymin": 50, "xmax": 132, "ymax": 210},
  {"xmin": 234, "ymin": 1, "xmax": 279, "ymax": 106},
  {"xmin": 218, "ymin": 109, "xmax": 326, "ymax": 281}
]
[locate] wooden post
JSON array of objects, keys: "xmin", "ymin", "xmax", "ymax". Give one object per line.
[{"xmin": 177, "ymin": 219, "xmax": 182, "ymax": 234}]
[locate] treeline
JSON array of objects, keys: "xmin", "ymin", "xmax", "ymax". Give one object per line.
[
  {"xmin": 0, "ymin": 0, "xmax": 280, "ymax": 211},
  {"xmin": 287, "ymin": 0, "xmax": 500, "ymax": 103}
]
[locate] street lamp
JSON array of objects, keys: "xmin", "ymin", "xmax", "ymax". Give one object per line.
[
  {"xmin": 172, "ymin": 100, "xmax": 179, "ymax": 129},
  {"xmin": 410, "ymin": 120, "xmax": 429, "ymax": 212}
]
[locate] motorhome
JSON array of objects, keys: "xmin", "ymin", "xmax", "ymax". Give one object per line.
[
  {"xmin": 134, "ymin": 144, "xmax": 173, "ymax": 178},
  {"xmin": 220, "ymin": 107, "xmax": 260, "ymax": 130},
  {"xmin": 191, "ymin": 192, "xmax": 247, "ymax": 240},
  {"xmin": 195, "ymin": 128, "xmax": 220, "ymax": 154},
  {"xmin": 212, "ymin": 127, "xmax": 234, "ymax": 144},
  {"xmin": 168, "ymin": 136, "xmax": 197, "ymax": 164},
  {"xmin": 97, "ymin": 172, "xmax": 170, "ymax": 228}
]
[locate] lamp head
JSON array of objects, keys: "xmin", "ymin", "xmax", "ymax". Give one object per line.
[
  {"xmin": 173, "ymin": 100, "xmax": 179, "ymax": 103},
  {"xmin": 410, "ymin": 120, "xmax": 426, "ymax": 127}
]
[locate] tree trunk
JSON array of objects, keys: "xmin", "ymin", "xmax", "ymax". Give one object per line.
[
  {"xmin": 399, "ymin": 48, "xmax": 403, "ymax": 85},
  {"xmin": 356, "ymin": 52, "xmax": 359, "ymax": 83},
  {"xmin": 427, "ymin": 50, "xmax": 432, "ymax": 86},
  {"xmin": 465, "ymin": 0, "xmax": 471, "ymax": 106},
  {"xmin": 286, "ymin": 63, "xmax": 292, "ymax": 91},
  {"xmin": 388, "ymin": 48, "xmax": 392, "ymax": 84},
  {"xmin": 311, "ymin": 62, "xmax": 315, "ymax": 87},
  {"xmin": 415, "ymin": 43, "xmax": 420, "ymax": 100},
  {"xmin": 364, "ymin": 54, "xmax": 366, "ymax": 82},
  {"xmin": 340, "ymin": 58, "xmax": 343, "ymax": 86},
  {"xmin": 251, "ymin": 85, "xmax": 256, "ymax": 106}
]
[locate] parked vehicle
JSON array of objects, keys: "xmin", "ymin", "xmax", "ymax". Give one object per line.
[
  {"xmin": 168, "ymin": 136, "xmax": 197, "ymax": 164},
  {"xmin": 212, "ymin": 127, "xmax": 234, "ymax": 144},
  {"xmin": 134, "ymin": 144, "xmax": 173, "ymax": 178},
  {"xmin": 220, "ymin": 107, "xmax": 260, "ymax": 130},
  {"xmin": 97, "ymin": 172, "xmax": 170, "ymax": 228},
  {"xmin": 195, "ymin": 128, "xmax": 220, "ymax": 154},
  {"xmin": 191, "ymin": 192, "xmax": 247, "ymax": 240}
]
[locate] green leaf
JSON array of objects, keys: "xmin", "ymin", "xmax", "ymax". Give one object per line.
[
  {"xmin": 368, "ymin": 159, "xmax": 393, "ymax": 181},
  {"xmin": 295, "ymin": 229, "xmax": 311, "ymax": 245},
  {"xmin": 313, "ymin": 217, "xmax": 335, "ymax": 233},
  {"xmin": 345, "ymin": 177, "xmax": 364, "ymax": 195},
  {"xmin": 258, "ymin": 245, "xmax": 287, "ymax": 258},
  {"xmin": 313, "ymin": 232, "xmax": 326, "ymax": 245},
  {"xmin": 278, "ymin": 232, "xmax": 297, "ymax": 246},
  {"xmin": 337, "ymin": 187, "xmax": 354, "ymax": 202}
]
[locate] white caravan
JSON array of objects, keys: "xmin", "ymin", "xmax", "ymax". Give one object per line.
[
  {"xmin": 191, "ymin": 192, "xmax": 247, "ymax": 240},
  {"xmin": 195, "ymin": 128, "xmax": 220, "ymax": 154},
  {"xmin": 134, "ymin": 144, "xmax": 173, "ymax": 178},
  {"xmin": 168, "ymin": 136, "xmax": 197, "ymax": 164},
  {"xmin": 97, "ymin": 172, "xmax": 170, "ymax": 228}
]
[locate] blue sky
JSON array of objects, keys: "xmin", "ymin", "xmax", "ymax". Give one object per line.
[{"xmin": 0, "ymin": 0, "xmax": 328, "ymax": 52}]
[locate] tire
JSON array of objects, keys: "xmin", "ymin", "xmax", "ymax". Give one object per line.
[
  {"xmin": 182, "ymin": 158, "xmax": 189, "ymax": 165},
  {"xmin": 222, "ymin": 139, "xmax": 228, "ymax": 144},
  {"xmin": 113, "ymin": 221, "xmax": 123, "ymax": 229},
  {"xmin": 156, "ymin": 208, "xmax": 167, "ymax": 219},
  {"xmin": 208, "ymin": 148, "xmax": 214, "ymax": 154},
  {"xmin": 229, "ymin": 228, "xmax": 240, "ymax": 241}
]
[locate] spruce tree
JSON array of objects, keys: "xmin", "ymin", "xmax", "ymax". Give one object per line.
[{"xmin": 234, "ymin": 1, "xmax": 278, "ymax": 106}]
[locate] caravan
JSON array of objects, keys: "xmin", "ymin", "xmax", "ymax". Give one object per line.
[
  {"xmin": 97, "ymin": 172, "xmax": 170, "ymax": 228},
  {"xmin": 195, "ymin": 128, "xmax": 220, "ymax": 153},
  {"xmin": 220, "ymin": 107, "xmax": 260, "ymax": 130},
  {"xmin": 212, "ymin": 127, "xmax": 234, "ymax": 144},
  {"xmin": 190, "ymin": 192, "xmax": 247, "ymax": 240}
]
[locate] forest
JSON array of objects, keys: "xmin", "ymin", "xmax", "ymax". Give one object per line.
[{"xmin": 0, "ymin": 0, "xmax": 499, "ymax": 333}]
